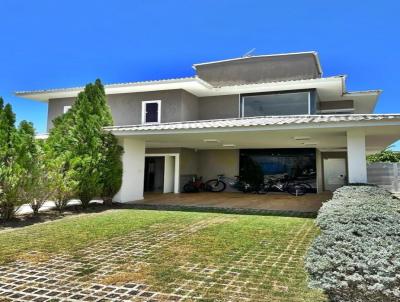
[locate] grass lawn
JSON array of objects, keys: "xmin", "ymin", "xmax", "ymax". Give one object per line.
[{"xmin": 0, "ymin": 209, "xmax": 325, "ymax": 301}]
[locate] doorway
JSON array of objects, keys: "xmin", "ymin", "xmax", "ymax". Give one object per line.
[
  {"xmin": 144, "ymin": 154, "xmax": 180, "ymax": 193},
  {"xmin": 323, "ymin": 158, "xmax": 347, "ymax": 191},
  {"xmin": 144, "ymin": 157, "xmax": 165, "ymax": 192}
]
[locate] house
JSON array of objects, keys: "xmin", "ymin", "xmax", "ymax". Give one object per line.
[{"xmin": 16, "ymin": 52, "xmax": 400, "ymax": 203}]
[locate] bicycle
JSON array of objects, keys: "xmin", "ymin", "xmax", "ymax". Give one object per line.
[
  {"xmin": 261, "ymin": 177, "xmax": 307, "ymax": 196},
  {"xmin": 205, "ymin": 174, "xmax": 255, "ymax": 193},
  {"xmin": 183, "ymin": 176, "xmax": 207, "ymax": 193}
]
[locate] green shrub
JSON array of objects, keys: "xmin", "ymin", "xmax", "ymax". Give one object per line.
[
  {"xmin": 367, "ymin": 147, "xmax": 400, "ymax": 163},
  {"xmin": 305, "ymin": 185, "xmax": 400, "ymax": 302}
]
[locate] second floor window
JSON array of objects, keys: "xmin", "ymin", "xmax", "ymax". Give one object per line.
[
  {"xmin": 63, "ymin": 105, "xmax": 72, "ymax": 113},
  {"xmin": 142, "ymin": 100, "xmax": 161, "ymax": 124},
  {"xmin": 241, "ymin": 91, "xmax": 316, "ymax": 117}
]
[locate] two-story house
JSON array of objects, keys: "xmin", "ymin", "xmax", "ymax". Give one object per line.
[{"xmin": 16, "ymin": 52, "xmax": 400, "ymax": 203}]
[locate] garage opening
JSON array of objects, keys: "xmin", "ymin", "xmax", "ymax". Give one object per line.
[{"xmin": 239, "ymin": 148, "xmax": 317, "ymax": 193}]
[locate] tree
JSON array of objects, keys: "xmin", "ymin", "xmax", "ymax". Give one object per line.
[
  {"xmin": 47, "ymin": 79, "xmax": 122, "ymax": 208},
  {"xmin": 0, "ymin": 162, "xmax": 25, "ymax": 220},
  {"xmin": 21, "ymin": 143, "xmax": 55, "ymax": 216},
  {"xmin": 47, "ymin": 153, "xmax": 78, "ymax": 213},
  {"xmin": 0, "ymin": 98, "xmax": 16, "ymax": 163},
  {"xmin": 0, "ymin": 100, "xmax": 37, "ymax": 220},
  {"xmin": 100, "ymin": 133, "xmax": 123, "ymax": 205},
  {"xmin": 367, "ymin": 147, "xmax": 400, "ymax": 163},
  {"xmin": 13, "ymin": 121, "xmax": 44, "ymax": 216}
]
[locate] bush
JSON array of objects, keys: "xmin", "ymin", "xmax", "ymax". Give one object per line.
[
  {"xmin": 367, "ymin": 147, "xmax": 400, "ymax": 163},
  {"xmin": 305, "ymin": 185, "xmax": 400, "ymax": 302}
]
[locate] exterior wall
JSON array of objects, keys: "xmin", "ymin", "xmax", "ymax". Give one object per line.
[
  {"xmin": 181, "ymin": 90, "xmax": 199, "ymax": 121},
  {"xmin": 46, "ymin": 88, "xmax": 358, "ymax": 131},
  {"xmin": 198, "ymin": 95, "xmax": 239, "ymax": 120},
  {"xmin": 47, "ymin": 89, "xmax": 199, "ymax": 130},
  {"xmin": 47, "ymin": 97, "xmax": 75, "ymax": 131},
  {"xmin": 197, "ymin": 149, "xmax": 239, "ymax": 185},
  {"xmin": 179, "ymin": 148, "xmax": 198, "ymax": 176},
  {"xmin": 195, "ymin": 53, "xmax": 320, "ymax": 86}
]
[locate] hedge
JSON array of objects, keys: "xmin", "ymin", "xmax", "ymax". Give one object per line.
[{"xmin": 305, "ymin": 185, "xmax": 400, "ymax": 302}]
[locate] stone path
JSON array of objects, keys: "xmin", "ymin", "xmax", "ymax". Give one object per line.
[{"xmin": 0, "ymin": 217, "xmax": 314, "ymax": 301}]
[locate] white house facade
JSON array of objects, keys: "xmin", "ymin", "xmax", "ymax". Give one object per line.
[{"xmin": 16, "ymin": 52, "xmax": 400, "ymax": 202}]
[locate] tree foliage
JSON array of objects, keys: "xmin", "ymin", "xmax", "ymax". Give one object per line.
[
  {"xmin": 47, "ymin": 79, "xmax": 122, "ymax": 208},
  {"xmin": 367, "ymin": 147, "xmax": 400, "ymax": 163},
  {"xmin": 0, "ymin": 79, "xmax": 122, "ymax": 219},
  {"xmin": 100, "ymin": 133, "xmax": 123, "ymax": 205},
  {"xmin": 47, "ymin": 152, "xmax": 78, "ymax": 213},
  {"xmin": 0, "ymin": 99, "xmax": 39, "ymax": 220}
]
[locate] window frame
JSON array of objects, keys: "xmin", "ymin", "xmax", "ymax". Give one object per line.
[
  {"xmin": 240, "ymin": 89, "xmax": 315, "ymax": 117},
  {"xmin": 63, "ymin": 105, "xmax": 72, "ymax": 113},
  {"xmin": 142, "ymin": 100, "xmax": 161, "ymax": 124}
]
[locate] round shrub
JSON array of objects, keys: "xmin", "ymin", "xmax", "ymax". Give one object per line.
[{"xmin": 305, "ymin": 185, "xmax": 400, "ymax": 302}]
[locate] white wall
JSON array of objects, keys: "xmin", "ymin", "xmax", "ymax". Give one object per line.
[
  {"xmin": 316, "ymin": 149, "xmax": 323, "ymax": 193},
  {"xmin": 113, "ymin": 138, "xmax": 146, "ymax": 203},
  {"xmin": 163, "ymin": 156, "xmax": 175, "ymax": 193},
  {"xmin": 347, "ymin": 129, "xmax": 367, "ymax": 183}
]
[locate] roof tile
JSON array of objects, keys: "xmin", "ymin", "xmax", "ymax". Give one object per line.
[{"xmin": 104, "ymin": 114, "xmax": 400, "ymax": 133}]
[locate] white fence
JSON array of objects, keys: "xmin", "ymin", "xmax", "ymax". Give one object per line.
[{"xmin": 367, "ymin": 163, "xmax": 400, "ymax": 192}]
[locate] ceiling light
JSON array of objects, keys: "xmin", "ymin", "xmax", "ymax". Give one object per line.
[
  {"xmin": 203, "ymin": 139, "xmax": 220, "ymax": 143},
  {"xmin": 293, "ymin": 136, "xmax": 311, "ymax": 140},
  {"xmin": 223, "ymin": 144, "xmax": 236, "ymax": 147}
]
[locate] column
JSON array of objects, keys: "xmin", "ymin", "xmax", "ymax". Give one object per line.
[
  {"xmin": 347, "ymin": 129, "xmax": 367, "ymax": 184},
  {"xmin": 113, "ymin": 138, "xmax": 146, "ymax": 203}
]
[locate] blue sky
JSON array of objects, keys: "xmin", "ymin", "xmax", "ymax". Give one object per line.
[{"xmin": 1, "ymin": 0, "xmax": 399, "ymax": 149}]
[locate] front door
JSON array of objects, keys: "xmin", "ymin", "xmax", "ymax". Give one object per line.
[
  {"xmin": 323, "ymin": 158, "xmax": 347, "ymax": 191},
  {"xmin": 144, "ymin": 157, "xmax": 164, "ymax": 192}
]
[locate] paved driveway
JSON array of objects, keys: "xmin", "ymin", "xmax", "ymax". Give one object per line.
[{"xmin": 0, "ymin": 211, "xmax": 324, "ymax": 302}]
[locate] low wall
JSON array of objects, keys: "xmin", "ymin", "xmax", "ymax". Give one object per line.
[{"xmin": 367, "ymin": 162, "xmax": 400, "ymax": 192}]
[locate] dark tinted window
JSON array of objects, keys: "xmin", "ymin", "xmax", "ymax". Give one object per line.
[
  {"xmin": 241, "ymin": 92, "xmax": 310, "ymax": 116},
  {"xmin": 240, "ymin": 148, "xmax": 317, "ymax": 191},
  {"xmin": 145, "ymin": 102, "xmax": 159, "ymax": 123}
]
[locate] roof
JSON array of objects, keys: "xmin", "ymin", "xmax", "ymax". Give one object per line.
[
  {"xmin": 193, "ymin": 51, "xmax": 323, "ymax": 76},
  {"xmin": 13, "ymin": 52, "xmax": 381, "ymax": 114},
  {"xmin": 193, "ymin": 52, "xmax": 322, "ymax": 87},
  {"xmin": 104, "ymin": 114, "xmax": 400, "ymax": 135},
  {"xmin": 14, "ymin": 75, "xmax": 349, "ymax": 102},
  {"xmin": 15, "ymin": 76, "xmax": 198, "ymax": 101},
  {"xmin": 14, "ymin": 52, "xmax": 324, "ymax": 101}
]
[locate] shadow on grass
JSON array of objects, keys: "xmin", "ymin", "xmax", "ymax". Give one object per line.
[
  {"xmin": 0, "ymin": 203, "xmax": 124, "ymax": 231},
  {"xmin": 120, "ymin": 203, "xmax": 318, "ymax": 218},
  {"xmin": 1, "ymin": 202, "xmax": 317, "ymax": 231}
]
